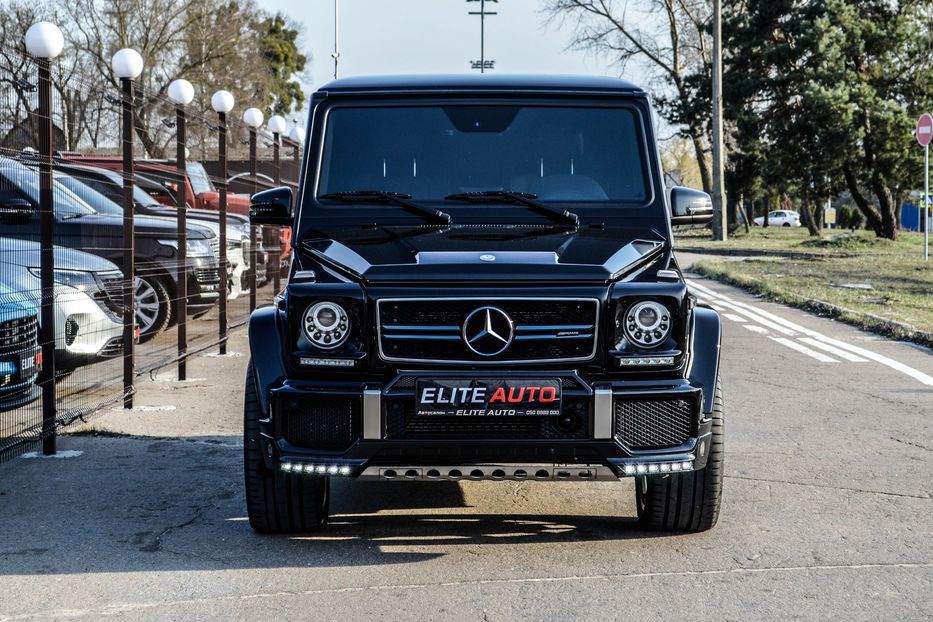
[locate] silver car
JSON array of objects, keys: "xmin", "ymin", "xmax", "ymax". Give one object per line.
[{"xmin": 0, "ymin": 238, "xmax": 123, "ymax": 371}]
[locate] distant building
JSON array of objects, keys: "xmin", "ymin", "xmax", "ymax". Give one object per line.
[{"xmin": 0, "ymin": 111, "xmax": 66, "ymax": 153}]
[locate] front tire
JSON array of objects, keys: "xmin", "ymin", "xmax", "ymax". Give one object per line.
[
  {"xmin": 134, "ymin": 274, "xmax": 172, "ymax": 342},
  {"xmin": 244, "ymin": 360, "xmax": 329, "ymax": 533},
  {"xmin": 635, "ymin": 381, "xmax": 724, "ymax": 532}
]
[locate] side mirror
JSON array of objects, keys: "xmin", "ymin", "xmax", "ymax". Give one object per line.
[
  {"xmin": 0, "ymin": 197, "xmax": 34, "ymax": 224},
  {"xmin": 249, "ymin": 186, "xmax": 293, "ymax": 226},
  {"xmin": 670, "ymin": 187, "xmax": 713, "ymax": 225}
]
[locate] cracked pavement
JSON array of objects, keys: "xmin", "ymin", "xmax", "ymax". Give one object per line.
[{"xmin": 0, "ymin": 266, "xmax": 931, "ymax": 621}]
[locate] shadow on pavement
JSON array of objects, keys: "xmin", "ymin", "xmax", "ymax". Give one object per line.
[{"xmin": 0, "ymin": 435, "xmax": 678, "ymax": 576}]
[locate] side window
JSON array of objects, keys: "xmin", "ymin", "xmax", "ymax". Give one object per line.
[
  {"xmin": 85, "ymin": 178, "xmax": 122, "ymax": 203},
  {"xmin": 0, "ymin": 188, "xmax": 30, "ymax": 207}
]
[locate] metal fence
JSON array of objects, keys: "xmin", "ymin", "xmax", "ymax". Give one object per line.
[{"xmin": 0, "ymin": 29, "xmax": 299, "ymax": 461}]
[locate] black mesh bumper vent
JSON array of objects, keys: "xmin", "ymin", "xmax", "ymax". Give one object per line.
[
  {"xmin": 614, "ymin": 396, "xmax": 696, "ymax": 449},
  {"xmin": 281, "ymin": 396, "xmax": 360, "ymax": 451}
]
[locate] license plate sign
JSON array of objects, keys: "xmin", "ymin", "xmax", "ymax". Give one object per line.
[{"xmin": 416, "ymin": 379, "xmax": 562, "ymax": 417}]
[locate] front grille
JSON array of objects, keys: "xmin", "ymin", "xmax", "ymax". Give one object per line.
[
  {"xmin": 194, "ymin": 267, "xmax": 220, "ymax": 284},
  {"xmin": 384, "ymin": 399, "xmax": 590, "ymax": 440},
  {"xmin": 0, "ymin": 315, "xmax": 37, "ymax": 356},
  {"xmin": 99, "ymin": 275, "xmax": 125, "ymax": 314},
  {"xmin": 614, "ymin": 396, "xmax": 696, "ymax": 449},
  {"xmin": 100, "ymin": 337, "xmax": 123, "ymax": 358},
  {"xmin": 378, "ymin": 298, "xmax": 599, "ymax": 364},
  {"xmin": 280, "ymin": 395, "xmax": 360, "ymax": 451},
  {"xmin": 64, "ymin": 318, "xmax": 79, "ymax": 346}
]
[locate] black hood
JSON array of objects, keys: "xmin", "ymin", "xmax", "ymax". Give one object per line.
[{"xmin": 299, "ymin": 224, "xmax": 667, "ymax": 283}]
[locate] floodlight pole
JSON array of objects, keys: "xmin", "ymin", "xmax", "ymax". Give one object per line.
[
  {"xmin": 711, "ymin": 0, "xmax": 727, "ymax": 241},
  {"xmin": 468, "ymin": 0, "xmax": 498, "ymax": 73},
  {"xmin": 332, "ymin": 0, "xmax": 340, "ymax": 80}
]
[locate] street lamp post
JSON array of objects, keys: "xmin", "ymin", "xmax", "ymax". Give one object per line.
[
  {"xmin": 167, "ymin": 79, "xmax": 194, "ymax": 380},
  {"xmin": 112, "ymin": 47, "xmax": 144, "ymax": 409},
  {"xmin": 268, "ymin": 115, "xmax": 286, "ymax": 295},
  {"xmin": 211, "ymin": 90, "xmax": 235, "ymax": 355},
  {"xmin": 24, "ymin": 21, "xmax": 64, "ymax": 455},
  {"xmin": 242, "ymin": 107, "xmax": 264, "ymax": 313}
]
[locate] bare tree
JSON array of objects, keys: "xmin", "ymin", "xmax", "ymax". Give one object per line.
[{"xmin": 546, "ymin": 0, "xmax": 714, "ymax": 192}]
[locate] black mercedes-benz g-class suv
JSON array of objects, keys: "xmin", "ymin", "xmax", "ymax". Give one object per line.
[{"xmin": 246, "ymin": 75, "xmax": 723, "ymax": 533}]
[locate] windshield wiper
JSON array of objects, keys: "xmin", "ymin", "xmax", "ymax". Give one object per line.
[
  {"xmin": 444, "ymin": 191, "xmax": 579, "ymax": 228},
  {"xmin": 319, "ymin": 190, "xmax": 452, "ymax": 225}
]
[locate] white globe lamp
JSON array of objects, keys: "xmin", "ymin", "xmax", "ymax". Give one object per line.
[
  {"xmin": 24, "ymin": 22, "xmax": 64, "ymax": 59},
  {"xmin": 211, "ymin": 90, "xmax": 235, "ymax": 114},
  {"xmin": 288, "ymin": 125, "xmax": 306, "ymax": 144},
  {"xmin": 242, "ymin": 107, "xmax": 264, "ymax": 129},
  {"xmin": 112, "ymin": 48, "xmax": 144, "ymax": 80},
  {"xmin": 268, "ymin": 115, "xmax": 287, "ymax": 135},
  {"xmin": 167, "ymin": 79, "xmax": 194, "ymax": 106}
]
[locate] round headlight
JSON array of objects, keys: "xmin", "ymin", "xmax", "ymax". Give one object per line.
[
  {"xmin": 303, "ymin": 301, "xmax": 350, "ymax": 349},
  {"xmin": 623, "ymin": 301, "xmax": 671, "ymax": 348}
]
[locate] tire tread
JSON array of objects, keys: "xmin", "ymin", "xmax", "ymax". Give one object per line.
[
  {"xmin": 244, "ymin": 360, "xmax": 328, "ymax": 533},
  {"xmin": 636, "ymin": 381, "xmax": 724, "ymax": 532}
]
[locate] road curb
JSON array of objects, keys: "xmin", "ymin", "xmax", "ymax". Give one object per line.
[{"xmin": 690, "ymin": 263, "xmax": 933, "ymax": 350}]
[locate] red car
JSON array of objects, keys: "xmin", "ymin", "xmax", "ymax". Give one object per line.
[{"xmin": 58, "ymin": 155, "xmax": 291, "ymax": 278}]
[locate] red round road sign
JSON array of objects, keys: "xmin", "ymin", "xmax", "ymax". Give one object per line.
[{"xmin": 917, "ymin": 113, "xmax": 933, "ymax": 147}]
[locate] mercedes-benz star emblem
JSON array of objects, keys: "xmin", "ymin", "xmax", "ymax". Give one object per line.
[{"xmin": 462, "ymin": 306, "xmax": 514, "ymax": 356}]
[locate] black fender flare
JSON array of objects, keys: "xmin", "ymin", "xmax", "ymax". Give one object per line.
[
  {"xmin": 248, "ymin": 305, "xmax": 288, "ymax": 415},
  {"xmin": 688, "ymin": 305, "xmax": 722, "ymax": 413}
]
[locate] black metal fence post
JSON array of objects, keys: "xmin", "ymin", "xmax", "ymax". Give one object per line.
[
  {"xmin": 248, "ymin": 126, "xmax": 258, "ymax": 313},
  {"xmin": 169, "ymin": 80, "xmax": 192, "ymax": 380},
  {"xmin": 272, "ymin": 128, "xmax": 281, "ymax": 295},
  {"xmin": 113, "ymin": 49, "xmax": 143, "ymax": 409},
  {"xmin": 36, "ymin": 56, "xmax": 57, "ymax": 455},
  {"xmin": 212, "ymin": 90, "xmax": 234, "ymax": 355}
]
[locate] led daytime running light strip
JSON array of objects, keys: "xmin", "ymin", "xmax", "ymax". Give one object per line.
[
  {"xmin": 281, "ymin": 462, "xmax": 354, "ymax": 476},
  {"xmin": 617, "ymin": 356, "xmax": 675, "ymax": 366},
  {"xmin": 620, "ymin": 460, "xmax": 693, "ymax": 476}
]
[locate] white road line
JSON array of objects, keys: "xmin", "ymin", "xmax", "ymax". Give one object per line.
[
  {"xmin": 687, "ymin": 279, "xmax": 933, "ymax": 387},
  {"xmin": 771, "ymin": 337, "xmax": 838, "ymax": 363},
  {"xmin": 699, "ymin": 295, "xmax": 798, "ymax": 336},
  {"xmin": 722, "ymin": 313, "xmax": 746, "ymax": 323},
  {"xmin": 798, "ymin": 337, "xmax": 868, "ymax": 362},
  {"xmin": 743, "ymin": 325, "xmax": 770, "ymax": 335}
]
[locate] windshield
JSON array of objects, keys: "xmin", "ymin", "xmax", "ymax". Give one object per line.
[
  {"xmin": 0, "ymin": 165, "xmax": 97, "ymax": 217},
  {"xmin": 186, "ymin": 162, "xmax": 214, "ymax": 195},
  {"xmin": 54, "ymin": 174, "xmax": 123, "ymax": 216},
  {"xmin": 318, "ymin": 105, "xmax": 650, "ymax": 204}
]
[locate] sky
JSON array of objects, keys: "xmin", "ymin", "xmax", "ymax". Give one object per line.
[{"xmin": 258, "ymin": 0, "xmax": 653, "ymax": 114}]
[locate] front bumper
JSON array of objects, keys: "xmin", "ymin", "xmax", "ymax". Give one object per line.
[
  {"xmin": 259, "ymin": 372, "xmax": 713, "ymax": 481},
  {"xmin": 186, "ymin": 256, "xmax": 222, "ymax": 314},
  {"xmin": 54, "ymin": 287, "xmax": 123, "ymax": 369}
]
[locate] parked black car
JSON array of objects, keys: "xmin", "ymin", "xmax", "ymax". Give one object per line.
[
  {"xmin": 47, "ymin": 162, "xmax": 260, "ymax": 299},
  {"xmin": 244, "ymin": 75, "xmax": 723, "ymax": 533},
  {"xmin": 0, "ymin": 157, "xmax": 221, "ymax": 341}
]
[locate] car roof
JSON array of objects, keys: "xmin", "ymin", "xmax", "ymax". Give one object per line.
[
  {"xmin": 54, "ymin": 162, "xmax": 121, "ymax": 181},
  {"xmin": 317, "ymin": 74, "xmax": 645, "ymax": 95}
]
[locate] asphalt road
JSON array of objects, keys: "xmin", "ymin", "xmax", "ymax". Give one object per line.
[{"xmin": 0, "ymin": 262, "xmax": 931, "ymax": 621}]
